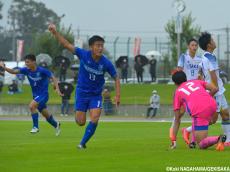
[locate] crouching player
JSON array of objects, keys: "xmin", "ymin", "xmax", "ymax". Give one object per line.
[{"xmin": 170, "ymin": 71, "xmax": 226, "ymax": 150}]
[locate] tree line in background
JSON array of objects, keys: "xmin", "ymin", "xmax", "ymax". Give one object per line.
[
  {"xmin": 0, "ymin": 0, "xmax": 201, "ymax": 69},
  {"xmin": 0, "ymin": 0, "xmax": 74, "ymax": 61}
]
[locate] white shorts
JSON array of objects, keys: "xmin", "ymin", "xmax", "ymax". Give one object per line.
[{"xmin": 215, "ymin": 94, "xmax": 229, "ymax": 112}]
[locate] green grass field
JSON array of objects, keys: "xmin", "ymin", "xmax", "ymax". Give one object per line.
[
  {"xmin": 1, "ymin": 84, "xmax": 230, "ymax": 105},
  {"xmin": 0, "ymin": 120, "xmax": 229, "ymax": 172}
]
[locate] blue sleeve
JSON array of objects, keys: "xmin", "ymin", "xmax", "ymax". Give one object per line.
[
  {"xmin": 74, "ymin": 47, "xmax": 88, "ymax": 60},
  {"xmin": 41, "ymin": 68, "xmax": 53, "ymax": 78},
  {"xmin": 204, "ymin": 54, "xmax": 218, "ymax": 70},
  {"xmin": 19, "ymin": 67, "xmax": 28, "ymax": 75},
  {"xmin": 106, "ymin": 60, "xmax": 117, "ymax": 78},
  {"xmin": 177, "ymin": 54, "xmax": 185, "ymax": 68}
]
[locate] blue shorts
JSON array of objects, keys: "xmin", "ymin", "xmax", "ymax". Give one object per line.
[
  {"xmin": 75, "ymin": 94, "xmax": 102, "ymax": 112},
  {"xmin": 34, "ymin": 94, "xmax": 49, "ymax": 112}
]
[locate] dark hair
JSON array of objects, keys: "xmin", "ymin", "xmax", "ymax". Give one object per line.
[
  {"xmin": 88, "ymin": 35, "xmax": 105, "ymax": 46},
  {"xmin": 198, "ymin": 32, "xmax": 211, "ymax": 51},
  {"xmin": 172, "ymin": 71, "xmax": 187, "ymax": 85},
  {"xmin": 24, "ymin": 54, "xmax": 36, "ymax": 61},
  {"xmin": 187, "ymin": 38, "xmax": 198, "ymax": 45}
]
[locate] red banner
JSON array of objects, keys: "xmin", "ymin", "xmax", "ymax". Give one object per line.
[
  {"xmin": 133, "ymin": 37, "xmax": 141, "ymax": 57},
  {"xmin": 16, "ymin": 40, "xmax": 24, "ymax": 62}
]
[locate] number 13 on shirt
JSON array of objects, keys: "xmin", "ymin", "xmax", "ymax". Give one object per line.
[{"xmin": 89, "ymin": 73, "xmax": 96, "ymax": 81}]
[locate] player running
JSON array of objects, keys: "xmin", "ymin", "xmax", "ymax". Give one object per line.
[
  {"xmin": 0, "ymin": 54, "xmax": 62, "ymax": 136},
  {"xmin": 170, "ymin": 71, "xmax": 226, "ymax": 150},
  {"xmin": 48, "ymin": 24, "xmax": 120, "ymax": 149}
]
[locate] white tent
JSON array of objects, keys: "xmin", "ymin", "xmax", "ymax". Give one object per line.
[{"xmin": 3, "ymin": 61, "xmax": 28, "ymax": 84}]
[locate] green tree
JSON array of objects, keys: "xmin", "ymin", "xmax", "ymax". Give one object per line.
[
  {"xmin": 8, "ymin": 0, "xmax": 61, "ymax": 35},
  {"xmin": 31, "ymin": 25, "xmax": 74, "ymax": 58},
  {"xmin": 0, "ymin": 1, "xmax": 3, "ymax": 20},
  {"xmin": 0, "ymin": 1, "xmax": 3, "ymax": 30},
  {"xmin": 165, "ymin": 13, "xmax": 201, "ymax": 66}
]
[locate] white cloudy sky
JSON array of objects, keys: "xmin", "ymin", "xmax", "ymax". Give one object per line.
[{"xmin": 1, "ymin": 0, "xmax": 230, "ymax": 36}]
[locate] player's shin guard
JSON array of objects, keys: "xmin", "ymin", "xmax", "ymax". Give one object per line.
[
  {"xmin": 80, "ymin": 121, "xmax": 98, "ymax": 146},
  {"xmin": 198, "ymin": 136, "xmax": 219, "ymax": 149},
  {"xmin": 221, "ymin": 119, "xmax": 230, "ymax": 142},
  {"xmin": 46, "ymin": 115, "xmax": 58, "ymax": 128},
  {"xmin": 31, "ymin": 113, "xmax": 39, "ymax": 128}
]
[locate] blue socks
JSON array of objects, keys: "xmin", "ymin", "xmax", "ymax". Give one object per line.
[
  {"xmin": 46, "ymin": 115, "xmax": 58, "ymax": 128},
  {"xmin": 31, "ymin": 113, "xmax": 39, "ymax": 128},
  {"xmin": 80, "ymin": 121, "xmax": 98, "ymax": 146}
]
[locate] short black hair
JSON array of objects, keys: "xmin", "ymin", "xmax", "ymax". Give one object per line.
[
  {"xmin": 198, "ymin": 32, "xmax": 211, "ymax": 51},
  {"xmin": 24, "ymin": 54, "xmax": 36, "ymax": 61},
  {"xmin": 187, "ymin": 38, "xmax": 198, "ymax": 45},
  {"xmin": 88, "ymin": 35, "xmax": 105, "ymax": 46},
  {"xmin": 172, "ymin": 71, "xmax": 187, "ymax": 85}
]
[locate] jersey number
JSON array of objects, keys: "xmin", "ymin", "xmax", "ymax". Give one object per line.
[
  {"xmin": 178, "ymin": 82, "xmax": 200, "ymax": 96},
  {"xmin": 191, "ymin": 70, "xmax": 194, "ymax": 76},
  {"xmin": 89, "ymin": 73, "xmax": 96, "ymax": 81}
]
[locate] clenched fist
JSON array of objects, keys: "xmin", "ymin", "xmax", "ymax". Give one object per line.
[{"xmin": 48, "ymin": 23, "xmax": 57, "ymax": 35}]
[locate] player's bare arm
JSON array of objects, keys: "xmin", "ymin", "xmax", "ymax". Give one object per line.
[
  {"xmin": 114, "ymin": 76, "xmax": 120, "ymax": 107},
  {"xmin": 50, "ymin": 76, "xmax": 63, "ymax": 96},
  {"xmin": 209, "ymin": 70, "xmax": 218, "ymax": 88},
  {"xmin": 0, "ymin": 61, "xmax": 20, "ymax": 74},
  {"xmin": 48, "ymin": 23, "xmax": 75, "ymax": 53},
  {"xmin": 170, "ymin": 110, "xmax": 183, "ymax": 149},
  {"xmin": 205, "ymin": 83, "xmax": 219, "ymax": 96}
]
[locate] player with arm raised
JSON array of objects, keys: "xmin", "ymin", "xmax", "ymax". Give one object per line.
[{"xmin": 48, "ymin": 24, "xmax": 120, "ymax": 149}]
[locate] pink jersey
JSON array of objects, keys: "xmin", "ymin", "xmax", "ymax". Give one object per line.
[{"xmin": 173, "ymin": 80, "xmax": 217, "ymax": 117}]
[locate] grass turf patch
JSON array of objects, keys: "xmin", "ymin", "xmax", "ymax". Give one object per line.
[{"xmin": 0, "ymin": 121, "xmax": 229, "ymax": 172}]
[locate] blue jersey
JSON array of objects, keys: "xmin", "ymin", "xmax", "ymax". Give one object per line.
[
  {"xmin": 74, "ymin": 47, "xmax": 117, "ymax": 96},
  {"xmin": 19, "ymin": 66, "xmax": 53, "ymax": 97}
]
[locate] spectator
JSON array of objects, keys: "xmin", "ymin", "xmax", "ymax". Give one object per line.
[
  {"xmin": 121, "ymin": 59, "xmax": 129, "ymax": 83},
  {"xmin": 59, "ymin": 63, "xmax": 67, "ymax": 82},
  {"xmin": 0, "ymin": 66, "xmax": 4, "ymax": 93},
  {"xmin": 59, "ymin": 82, "xmax": 74, "ymax": 116},
  {"xmin": 134, "ymin": 57, "xmax": 144, "ymax": 83},
  {"xmin": 149, "ymin": 58, "xmax": 157, "ymax": 82},
  {"xmin": 146, "ymin": 90, "xmax": 160, "ymax": 118},
  {"xmin": 102, "ymin": 88, "xmax": 113, "ymax": 115},
  {"xmin": 8, "ymin": 79, "xmax": 19, "ymax": 95}
]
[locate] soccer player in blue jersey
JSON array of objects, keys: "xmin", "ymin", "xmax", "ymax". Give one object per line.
[
  {"xmin": 49, "ymin": 24, "xmax": 120, "ymax": 149},
  {"xmin": 0, "ymin": 54, "xmax": 62, "ymax": 136}
]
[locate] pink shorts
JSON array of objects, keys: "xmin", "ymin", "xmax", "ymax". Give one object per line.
[{"xmin": 192, "ymin": 105, "xmax": 216, "ymax": 131}]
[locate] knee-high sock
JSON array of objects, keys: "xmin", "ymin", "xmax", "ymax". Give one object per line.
[
  {"xmin": 199, "ymin": 136, "xmax": 219, "ymax": 149},
  {"xmin": 191, "ymin": 125, "xmax": 196, "ymax": 143},
  {"xmin": 31, "ymin": 113, "xmax": 39, "ymax": 128},
  {"xmin": 46, "ymin": 115, "xmax": 58, "ymax": 128},
  {"xmin": 222, "ymin": 119, "xmax": 230, "ymax": 142},
  {"xmin": 186, "ymin": 126, "xmax": 192, "ymax": 132},
  {"xmin": 80, "ymin": 121, "xmax": 98, "ymax": 146}
]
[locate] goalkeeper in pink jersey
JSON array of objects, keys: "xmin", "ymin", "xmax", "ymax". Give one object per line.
[{"xmin": 170, "ymin": 71, "xmax": 226, "ymax": 151}]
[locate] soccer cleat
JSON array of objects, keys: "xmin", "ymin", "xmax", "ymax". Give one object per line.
[
  {"xmin": 77, "ymin": 144, "xmax": 86, "ymax": 149},
  {"xmin": 30, "ymin": 127, "xmax": 39, "ymax": 133},
  {"xmin": 182, "ymin": 128, "xmax": 190, "ymax": 145},
  {"xmin": 224, "ymin": 142, "xmax": 230, "ymax": 147},
  {"xmin": 216, "ymin": 135, "xmax": 226, "ymax": 151},
  {"xmin": 188, "ymin": 142, "xmax": 196, "ymax": 149},
  {"xmin": 55, "ymin": 122, "xmax": 61, "ymax": 136}
]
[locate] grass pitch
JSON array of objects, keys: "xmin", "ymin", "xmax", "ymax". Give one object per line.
[{"xmin": 0, "ymin": 120, "xmax": 229, "ymax": 172}]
